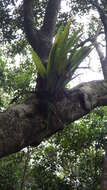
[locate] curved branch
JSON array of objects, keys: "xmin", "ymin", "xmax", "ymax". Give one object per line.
[{"xmin": 0, "ymin": 80, "xmax": 107, "ymax": 158}]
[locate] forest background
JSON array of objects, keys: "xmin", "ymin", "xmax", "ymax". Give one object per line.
[{"xmin": 0, "ymin": 0, "xmax": 107, "ymax": 189}]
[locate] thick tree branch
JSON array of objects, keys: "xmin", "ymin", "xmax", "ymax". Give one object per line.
[
  {"xmin": 0, "ymin": 80, "xmax": 107, "ymax": 158},
  {"xmin": 41, "ymin": 0, "xmax": 61, "ymax": 39},
  {"xmin": 23, "ymin": 0, "xmax": 62, "ymax": 93},
  {"xmin": 23, "ymin": 0, "xmax": 39, "ymax": 52},
  {"xmin": 23, "ymin": 0, "xmax": 61, "ymax": 62},
  {"xmin": 23, "ymin": 0, "xmax": 49, "ymax": 61}
]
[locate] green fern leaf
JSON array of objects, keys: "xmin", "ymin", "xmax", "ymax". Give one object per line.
[
  {"xmin": 30, "ymin": 48, "xmax": 46, "ymax": 78},
  {"xmin": 54, "ymin": 21, "xmax": 71, "ymax": 74},
  {"xmin": 70, "ymin": 46, "xmax": 92, "ymax": 74}
]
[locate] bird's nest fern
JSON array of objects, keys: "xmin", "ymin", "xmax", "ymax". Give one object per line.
[{"xmin": 30, "ymin": 20, "xmax": 92, "ymax": 96}]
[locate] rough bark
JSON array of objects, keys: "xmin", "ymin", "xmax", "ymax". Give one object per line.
[
  {"xmin": 23, "ymin": 0, "xmax": 62, "ymax": 92},
  {"xmin": 41, "ymin": 0, "xmax": 61, "ymax": 39},
  {"xmin": 0, "ymin": 80, "xmax": 107, "ymax": 158},
  {"xmin": 23, "ymin": 0, "xmax": 61, "ymax": 62},
  {"xmin": 23, "ymin": 0, "xmax": 39, "ymax": 53}
]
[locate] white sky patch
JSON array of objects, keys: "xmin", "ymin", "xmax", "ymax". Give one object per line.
[
  {"xmin": 14, "ymin": 54, "xmax": 21, "ymax": 68},
  {"xmin": 61, "ymin": 1, "xmax": 71, "ymax": 13},
  {"xmin": 71, "ymin": 49, "xmax": 104, "ymax": 87},
  {"xmin": 15, "ymin": 0, "xmax": 22, "ymax": 7}
]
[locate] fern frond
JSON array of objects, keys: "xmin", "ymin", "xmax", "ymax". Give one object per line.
[
  {"xmin": 30, "ymin": 48, "xmax": 46, "ymax": 78},
  {"xmin": 70, "ymin": 46, "xmax": 92, "ymax": 74}
]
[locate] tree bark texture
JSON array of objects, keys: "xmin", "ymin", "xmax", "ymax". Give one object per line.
[{"xmin": 0, "ymin": 80, "xmax": 107, "ymax": 158}]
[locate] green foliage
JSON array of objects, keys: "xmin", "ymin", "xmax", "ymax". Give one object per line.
[
  {"xmin": 31, "ymin": 108, "xmax": 106, "ymax": 190},
  {"xmin": 47, "ymin": 21, "xmax": 71, "ymax": 76},
  {"xmin": 30, "ymin": 48, "xmax": 46, "ymax": 78},
  {"xmin": 0, "ymin": 108, "xmax": 106, "ymax": 189},
  {"xmin": 0, "ymin": 152, "xmax": 25, "ymax": 190},
  {"xmin": 30, "ymin": 21, "xmax": 92, "ymax": 94},
  {"xmin": 47, "ymin": 21, "xmax": 91, "ymax": 87},
  {"xmin": 0, "ymin": 49, "xmax": 37, "ymax": 108},
  {"xmin": 0, "ymin": 1, "xmax": 106, "ymax": 189}
]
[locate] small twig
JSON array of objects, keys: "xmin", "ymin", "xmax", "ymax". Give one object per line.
[{"xmin": 71, "ymin": 73, "xmax": 83, "ymax": 80}]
